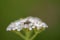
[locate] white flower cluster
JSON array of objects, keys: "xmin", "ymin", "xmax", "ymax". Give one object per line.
[{"xmin": 6, "ymin": 16, "xmax": 48, "ymax": 31}]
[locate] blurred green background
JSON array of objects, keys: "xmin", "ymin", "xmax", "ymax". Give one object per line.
[{"xmin": 0, "ymin": 0, "xmax": 60, "ymax": 40}]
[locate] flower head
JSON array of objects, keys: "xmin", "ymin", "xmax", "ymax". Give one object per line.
[{"xmin": 6, "ymin": 16, "xmax": 48, "ymax": 31}]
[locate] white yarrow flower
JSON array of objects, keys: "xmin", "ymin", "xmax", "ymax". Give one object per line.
[{"xmin": 6, "ymin": 16, "xmax": 48, "ymax": 31}]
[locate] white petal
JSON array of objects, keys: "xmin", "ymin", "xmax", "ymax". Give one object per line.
[
  {"xmin": 12, "ymin": 28, "xmax": 16, "ymax": 30},
  {"xmin": 17, "ymin": 26, "xmax": 23, "ymax": 31},
  {"xmin": 24, "ymin": 24, "xmax": 28, "ymax": 28},
  {"xmin": 29, "ymin": 27, "xmax": 32, "ymax": 30},
  {"xmin": 41, "ymin": 22, "xmax": 48, "ymax": 28},
  {"xmin": 32, "ymin": 26, "xmax": 35, "ymax": 28},
  {"xmin": 6, "ymin": 27, "xmax": 11, "ymax": 31},
  {"xmin": 15, "ymin": 22, "xmax": 20, "ymax": 26}
]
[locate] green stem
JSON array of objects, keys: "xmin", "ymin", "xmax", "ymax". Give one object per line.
[
  {"xmin": 13, "ymin": 31, "xmax": 25, "ymax": 39},
  {"xmin": 25, "ymin": 31, "xmax": 30, "ymax": 40},
  {"xmin": 30, "ymin": 28, "xmax": 45, "ymax": 40},
  {"xmin": 30, "ymin": 32, "xmax": 39, "ymax": 40}
]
